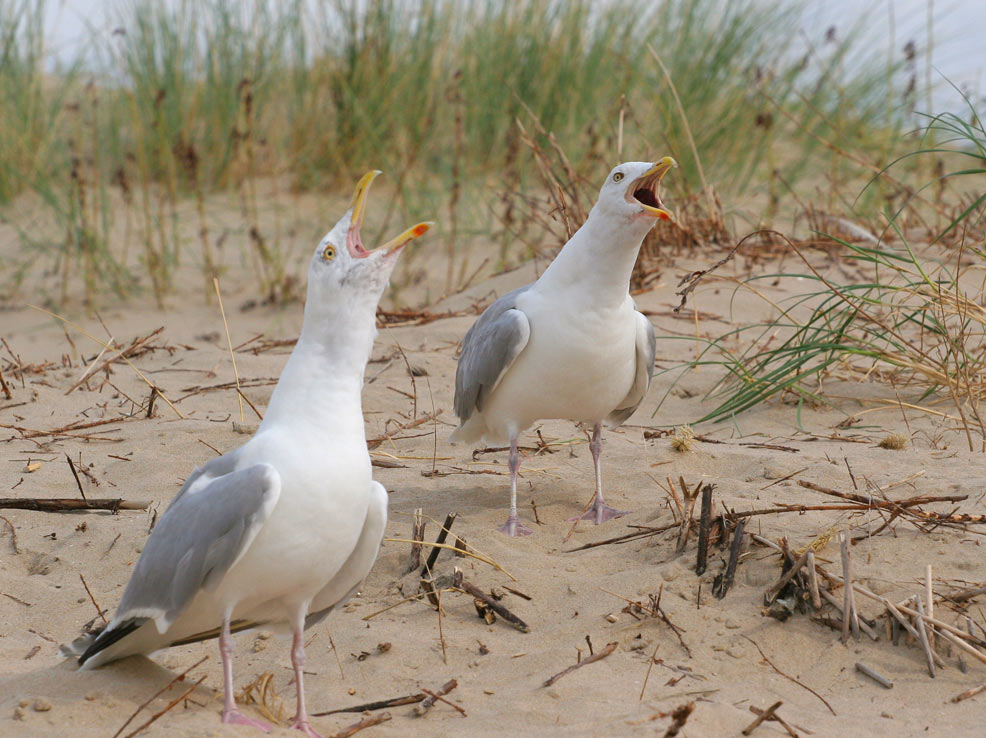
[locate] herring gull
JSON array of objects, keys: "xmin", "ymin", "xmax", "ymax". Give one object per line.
[
  {"xmin": 62, "ymin": 171, "xmax": 432, "ymax": 735},
  {"xmin": 450, "ymin": 158, "xmax": 675, "ymax": 536}
]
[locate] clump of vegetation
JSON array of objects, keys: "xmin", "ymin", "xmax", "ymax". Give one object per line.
[
  {"xmin": 878, "ymin": 433, "xmax": 909, "ymax": 450},
  {"xmin": 0, "ymin": 0, "xmax": 922, "ymax": 304},
  {"xmin": 670, "ymin": 425, "xmax": 696, "ymax": 453},
  {"xmin": 660, "ymin": 97, "xmax": 986, "ymax": 449}
]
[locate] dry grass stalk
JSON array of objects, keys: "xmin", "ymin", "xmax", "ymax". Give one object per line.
[{"xmin": 237, "ymin": 671, "xmax": 287, "ymax": 726}]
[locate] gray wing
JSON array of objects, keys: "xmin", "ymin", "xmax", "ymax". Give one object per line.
[
  {"xmin": 305, "ymin": 479, "xmax": 388, "ymax": 629},
  {"xmin": 453, "ymin": 285, "xmax": 532, "ymax": 423},
  {"xmin": 113, "ymin": 463, "xmax": 281, "ymax": 631},
  {"xmin": 607, "ymin": 310, "xmax": 656, "ymax": 425},
  {"xmin": 166, "ymin": 447, "xmax": 243, "ymax": 512}
]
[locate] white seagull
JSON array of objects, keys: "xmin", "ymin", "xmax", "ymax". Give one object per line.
[
  {"xmin": 63, "ymin": 172, "xmax": 431, "ymax": 736},
  {"xmin": 450, "ymin": 158, "xmax": 675, "ymax": 536}
]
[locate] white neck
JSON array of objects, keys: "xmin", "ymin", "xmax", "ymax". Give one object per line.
[
  {"xmin": 534, "ymin": 207, "xmax": 652, "ymax": 306},
  {"xmin": 259, "ymin": 304, "xmax": 377, "ymax": 440}
]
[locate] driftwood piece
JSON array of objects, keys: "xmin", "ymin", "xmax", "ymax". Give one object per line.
[
  {"xmin": 855, "ymin": 662, "xmax": 893, "ymax": 689},
  {"xmin": 695, "ymin": 484, "xmax": 713, "ymax": 575},
  {"xmin": 714, "ymin": 520, "xmax": 745, "ymax": 599},
  {"xmin": 0, "ymin": 498, "xmax": 150, "ymax": 512}
]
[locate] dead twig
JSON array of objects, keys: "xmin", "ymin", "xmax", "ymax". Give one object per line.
[
  {"xmin": 543, "ymin": 641, "xmax": 617, "ymax": 687},
  {"xmin": 452, "ymin": 569, "xmax": 529, "ymax": 633},
  {"xmin": 743, "ymin": 636, "xmax": 836, "ymax": 715},
  {"xmin": 111, "ymin": 656, "xmax": 209, "ymax": 738},
  {"xmin": 742, "ymin": 700, "xmax": 782, "ymax": 736},
  {"xmin": 313, "ymin": 695, "xmax": 423, "ymax": 717},
  {"xmin": 0, "ymin": 498, "xmax": 149, "ymax": 512},
  {"xmin": 855, "ymin": 662, "xmax": 893, "ymax": 689},
  {"xmin": 327, "ymin": 712, "xmax": 392, "ymax": 738},
  {"xmin": 79, "ymin": 573, "xmax": 107, "ymax": 624},
  {"xmin": 413, "ymin": 679, "xmax": 457, "ymax": 717}
]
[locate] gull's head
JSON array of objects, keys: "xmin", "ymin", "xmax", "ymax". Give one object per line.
[
  {"xmin": 306, "ymin": 170, "xmax": 432, "ymax": 320},
  {"xmin": 594, "ymin": 157, "xmax": 676, "ymax": 226}
]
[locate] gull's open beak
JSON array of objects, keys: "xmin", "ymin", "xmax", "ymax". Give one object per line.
[
  {"xmin": 345, "ymin": 170, "xmax": 433, "ymax": 258},
  {"xmin": 375, "ymin": 222, "xmax": 434, "ymax": 257},
  {"xmin": 627, "ymin": 156, "xmax": 676, "ymax": 220}
]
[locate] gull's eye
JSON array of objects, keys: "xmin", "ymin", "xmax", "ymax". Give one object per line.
[
  {"xmin": 322, "ymin": 245, "xmax": 337, "ymax": 261},
  {"xmin": 613, "ymin": 172, "xmax": 624, "ymax": 182}
]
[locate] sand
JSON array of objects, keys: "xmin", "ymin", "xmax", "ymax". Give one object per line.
[{"xmin": 1, "ymin": 244, "xmax": 984, "ymax": 738}]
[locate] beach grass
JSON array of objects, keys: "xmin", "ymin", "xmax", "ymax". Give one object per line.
[{"xmin": 0, "ymin": 0, "xmax": 927, "ymax": 303}]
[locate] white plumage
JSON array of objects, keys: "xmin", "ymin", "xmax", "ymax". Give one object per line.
[
  {"xmin": 452, "ymin": 159, "xmax": 675, "ymax": 535},
  {"xmin": 63, "ymin": 172, "xmax": 431, "ymax": 737}
]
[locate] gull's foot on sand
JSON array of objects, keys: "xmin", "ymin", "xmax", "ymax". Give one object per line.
[
  {"xmin": 499, "ymin": 514, "xmax": 534, "ymax": 537},
  {"xmin": 222, "ymin": 709, "xmax": 272, "ymax": 732},
  {"xmin": 290, "ymin": 719, "xmax": 325, "ymax": 738},
  {"xmin": 568, "ymin": 501, "xmax": 628, "ymax": 525}
]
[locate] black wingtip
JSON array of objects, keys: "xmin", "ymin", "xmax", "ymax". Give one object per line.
[{"xmin": 78, "ymin": 618, "xmax": 144, "ymax": 666}]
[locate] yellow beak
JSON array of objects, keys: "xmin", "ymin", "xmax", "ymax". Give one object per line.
[
  {"xmin": 346, "ymin": 170, "xmax": 434, "ymax": 258},
  {"xmin": 631, "ymin": 156, "xmax": 676, "ymax": 220}
]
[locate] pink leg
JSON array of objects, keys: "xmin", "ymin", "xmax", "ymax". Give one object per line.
[
  {"xmin": 220, "ymin": 615, "xmax": 271, "ymax": 732},
  {"xmin": 289, "ymin": 613, "xmax": 324, "ymax": 738},
  {"xmin": 569, "ymin": 423, "xmax": 627, "ymax": 524},
  {"xmin": 499, "ymin": 435, "xmax": 533, "ymax": 536}
]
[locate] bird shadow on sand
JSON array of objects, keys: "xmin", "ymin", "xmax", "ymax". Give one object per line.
[{"xmin": 0, "ymin": 655, "xmax": 219, "ymax": 731}]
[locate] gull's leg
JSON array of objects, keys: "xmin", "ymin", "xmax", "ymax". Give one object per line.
[
  {"xmin": 220, "ymin": 614, "xmax": 271, "ymax": 732},
  {"xmin": 569, "ymin": 422, "xmax": 627, "ymax": 524},
  {"xmin": 289, "ymin": 608, "xmax": 323, "ymax": 738},
  {"xmin": 499, "ymin": 434, "xmax": 533, "ymax": 536}
]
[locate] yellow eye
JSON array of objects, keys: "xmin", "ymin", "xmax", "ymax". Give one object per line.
[
  {"xmin": 613, "ymin": 172, "xmax": 624, "ymax": 182},
  {"xmin": 322, "ymin": 245, "xmax": 336, "ymax": 261}
]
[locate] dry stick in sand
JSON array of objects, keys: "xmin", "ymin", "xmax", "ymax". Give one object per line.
[
  {"xmin": 405, "ymin": 508, "xmax": 425, "ymax": 575},
  {"xmin": 66, "ymin": 454, "xmax": 88, "ymax": 502},
  {"xmin": 640, "ymin": 642, "xmax": 661, "ymax": 700},
  {"xmin": 214, "ymin": 278, "xmax": 244, "ymax": 423},
  {"xmin": 1, "ymin": 515, "xmax": 19, "ymax": 553},
  {"xmin": 952, "ymin": 682, "xmax": 986, "ymax": 703},
  {"xmin": 675, "ymin": 478, "xmax": 701, "ymax": 552},
  {"xmin": 452, "ymin": 569, "xmax": 530, "ymax": 633},
  {"xmin": 0, "ymin": 365, "xmax": 11, "ymax": 399},
  {"xmin": 327, "ymin": 712, "xmax": 392, "ymax": 738},
  {"xmin": 695, "ymin": 484, "xmax": 713, "ymax": 575},
  {"xmin": 913, "ymin": 595, "xmax": 937, "ymax": 678},
  {"xmin": 79, "ymin": 573, "xmax": 107, "ymax": 624},
  {"xmin": 419, "ymin": 688, "xmax": 466, "ymax": 717},
  {"xmin": 855, "ymin": 662, "xmax": 893, "ymax": 689},
  {"xmin": 422, "ymin": 513, "xmax": 457, "ymax": 577},
  {"xmin": 839, "ymin": 531, "xmax": 859, "ymax": 642},
  {"xmin": 112, "ymin": 656, "xmax": 209, "ymax": 738},
  {"xmin": 413, "ymin": 679, "xmax": 458, "ymax": 717},
  {"xmin": 742, "ymin": 636, "xmax": 836, "ymax": 716},
  {"xmin": 28, "ymin": 305, "xmax": 183, "ymax": 418},
  {"xmin": 817, "ymin": 588, "xmax": 879, "ymax": 641},
  {"xmin": 543, "ymin": 641, "xmax": 617, "ymax": 687},
  {"xmin": 714, "ymin": 520, "xmax": 745, "ymax": 599},
  {"xmin": 765, "ymin": 547, "xmax": 811, "ymax": 604},
  {"xmin": 926, "ymin": 564, "xmax": 935, "ymax": 651},
  {"xmin": 742, "ymin": 700, "xmax": 783, "ymax": 736},
  {"xmin": 0, "ymin": 498, "xmax": 150, "ymax": 512},
  {"xmin": 313, "ymin": 694, "xmax": 424, "ymax": 717},
  {"xmin": 747, "ymin": 706, "xmax": 800, "ymax": 738},
  {"xmin": 806, "ymin": 552, "xmax": 821, "ymax": 609}
]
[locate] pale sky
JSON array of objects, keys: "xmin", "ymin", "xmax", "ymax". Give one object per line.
[{"xmin": 39, "ymin": 0, "xmax": 986, "ymax": 112}]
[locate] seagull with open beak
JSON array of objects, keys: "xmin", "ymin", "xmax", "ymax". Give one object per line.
[
  {"xmin": 451, "ymin": 158, "xmax": 676, "ymax": 535},
  {"xmin": 63, "ymin": 171, "xmax": 431, "ymax": 736}
]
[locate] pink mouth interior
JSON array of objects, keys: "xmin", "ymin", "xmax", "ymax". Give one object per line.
[{"xmin": 346, "ymin": 224, "xmax": 370, "ymax": 259}]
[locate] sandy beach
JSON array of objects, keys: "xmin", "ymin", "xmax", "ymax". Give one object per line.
[{"xmin": 1, "ymin": 239, "xmax": 984, "ymax": 738}]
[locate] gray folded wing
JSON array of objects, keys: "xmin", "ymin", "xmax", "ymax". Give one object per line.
[
  {"xmin": 453, "ymin": 285, "xmax": 532, "ymax": 423},
  {"xmin": 113, "ymin": 463, "xmax": 281, "ymax": 631},
  {"xmin": 607, "ymin": 310, "xmax": 657, "ymax": 425}
]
